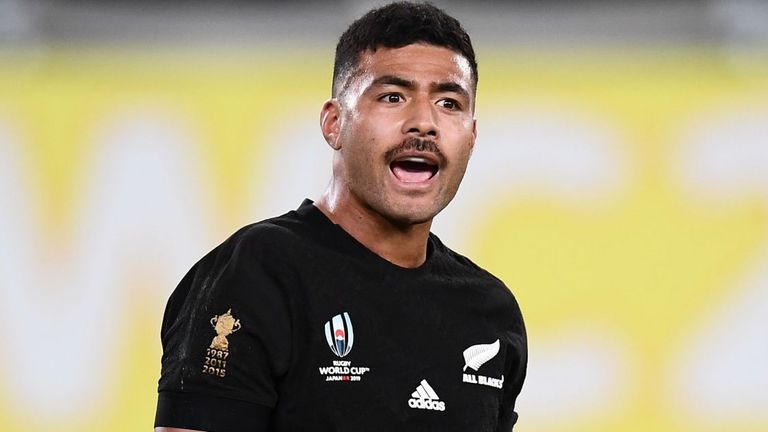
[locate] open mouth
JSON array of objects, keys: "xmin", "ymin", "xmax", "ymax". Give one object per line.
[{"xmin": 390, "ymin": 156, "xmax": 439, "ymax": 183}]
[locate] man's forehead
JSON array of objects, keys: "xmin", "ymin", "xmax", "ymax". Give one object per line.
[
  {"xmin": 341, "ymin": 44, "xmax": 472, "ymax": 91},
  {"xmin": 360, "ymin": 44, "xmax": 472, "ymax": 81}
]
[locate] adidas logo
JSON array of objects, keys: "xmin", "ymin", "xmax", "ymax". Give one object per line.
[{"xmin": 407, "ymin": 379, "xmax": 446, "ymax": 412}]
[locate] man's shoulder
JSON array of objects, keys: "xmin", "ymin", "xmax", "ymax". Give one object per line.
[
  {"xmin": 189, "ymin": 209, "xmax": 316, "ymax": 277},
  {"xmin": 172, "ymin": 209, "xmax": 314, "ymax": 302},
  {"xmin": 431, "ymin": 234, "xmax": 517, "ymax": 300},
  {"xmin": 430, "ymin": 234, "xmax": 498, "ymax": 279},
  {"xmin": 221, "ymin": 209, "xmax": 310, "ymax": 253}
]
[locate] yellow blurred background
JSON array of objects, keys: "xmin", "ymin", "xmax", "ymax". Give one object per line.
[{"xmin": 1, "ymin": 1, "xmax": 767, "ymax": 431}]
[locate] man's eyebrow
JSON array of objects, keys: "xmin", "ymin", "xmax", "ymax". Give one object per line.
[
  {"xmin": 367, "ymin": 75, "xmax": 471, "ymax": 100},
  {"xmin": 369, "ymin": 75, "xmax": 415, "ymax": 89},
  {"xmin": 432, "ymin": 81, "xmax": 470, "ymax": 100}
]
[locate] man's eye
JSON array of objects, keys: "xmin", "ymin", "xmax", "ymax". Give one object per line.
[
  {"xmin": 438, "ymin": 99, "xmax": 459, "ymax": 110},
  {"xmin": 382, "ymin": 94, "xmax": 402, "ymax": 103}
]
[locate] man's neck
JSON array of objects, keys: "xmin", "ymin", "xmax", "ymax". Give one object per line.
[{"xmin": 314, "ymin": 192, "xmax": 432, "ymax": 269}]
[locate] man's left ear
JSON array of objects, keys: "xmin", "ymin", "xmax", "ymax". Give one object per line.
[{"xmin": 469, "ymin": 119, "xmax": 477, "ymax": 156}]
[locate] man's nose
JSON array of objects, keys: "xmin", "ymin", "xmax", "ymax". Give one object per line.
[{"xmin": 403, "ymin": 96, "xmax": 439, "ymax": 139}]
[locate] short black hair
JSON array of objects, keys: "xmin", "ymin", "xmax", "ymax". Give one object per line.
[{"xmin": 332, "ymin": 1, "xmax": 477, "ymax": 97}]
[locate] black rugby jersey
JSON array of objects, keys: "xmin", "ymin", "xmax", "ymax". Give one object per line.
[{"xmin": 155, "ymin": 200, "xmax": 527, "ymax": 431}]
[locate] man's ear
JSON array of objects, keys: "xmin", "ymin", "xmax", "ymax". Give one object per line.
[
  {"xmin": 320, "ymin": 99, "xmax": 342, "ymax": 150},
  {"xmin": 469, "ymin": 118, "xmax": 477, "ymax": 157}
]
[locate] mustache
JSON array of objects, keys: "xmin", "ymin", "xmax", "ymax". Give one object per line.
[{"xmin": 384, "ymin": 137, "xmax": 445, "ymax": 165}]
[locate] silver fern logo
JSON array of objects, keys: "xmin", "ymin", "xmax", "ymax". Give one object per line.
[
  {"xmin": 462, "ymin": 339, "xmax": 505, "ymax": 389},
  {"xmin": 324, "ymin": 312, "xmax": 354, "ymax": 357},
  {"xmin": 462, "ymin": 339, "xmax": 500, "ymax": 371}
]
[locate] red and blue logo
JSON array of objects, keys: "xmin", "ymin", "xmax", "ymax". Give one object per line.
[{"xmin": 324, "ymin": 312, "xmax": 354, "ymax": 357}]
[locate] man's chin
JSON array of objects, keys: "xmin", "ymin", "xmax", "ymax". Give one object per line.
[{"xmin": 379, "ymin": 202, "xmax": 443, "ymax": 228}]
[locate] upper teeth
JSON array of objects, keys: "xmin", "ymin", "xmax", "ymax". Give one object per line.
[{"xmin": 400, "ymin": 157, "xmax": 430, "ymax": 164}]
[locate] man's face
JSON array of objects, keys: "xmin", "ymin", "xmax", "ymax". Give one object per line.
[{"xmin": 323, "ymin": 43, "xmax": 477, "ymax": 226}]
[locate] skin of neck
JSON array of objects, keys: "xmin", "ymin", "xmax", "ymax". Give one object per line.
[{"xmin": 314, "ymin": 172, "xmax": 432, "ymax": 269}]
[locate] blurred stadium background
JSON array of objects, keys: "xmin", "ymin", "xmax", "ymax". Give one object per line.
[{"xmin": 1, "ymin": 0, "xmax": 767, "ymax": 431}]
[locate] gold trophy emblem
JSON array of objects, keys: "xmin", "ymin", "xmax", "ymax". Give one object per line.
[{"xmin": 209, "ymin": 309, "xmax": 241, "ymax": 351}]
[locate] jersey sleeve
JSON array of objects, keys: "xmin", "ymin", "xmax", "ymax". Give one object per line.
[
  {"xmin": 496, "ymin": 302, "xmax": 528, "ymax": 431},
  {"xmin": 155, "ymin": 229, "xmax": 293, "ymax": 432}
]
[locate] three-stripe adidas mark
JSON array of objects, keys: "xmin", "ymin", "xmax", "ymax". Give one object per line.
[{"xmin": 408, "ymin": 379, "xmax": 446, "ymax": 411}]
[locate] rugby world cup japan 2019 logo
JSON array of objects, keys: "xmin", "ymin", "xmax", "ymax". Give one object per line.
[
  {"xmin": 319, "ymin": 312, "xmax": 371, "ymax": 382},
  {"xmin": 325, "ymin": 312, "xmax": 354, "ymax": 357}
]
